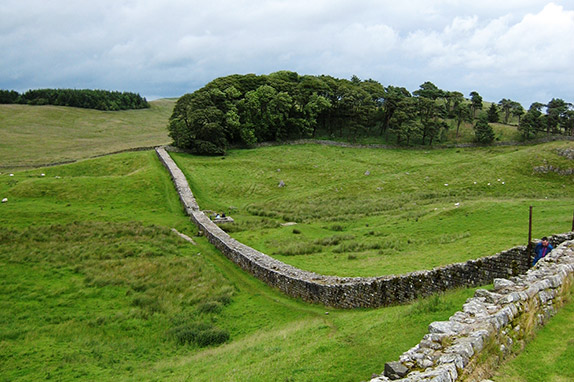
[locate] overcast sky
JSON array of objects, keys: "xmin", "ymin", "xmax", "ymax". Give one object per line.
[{"xmin": 1, "ymin": 1, "xmax": 573, "ymax": 107}]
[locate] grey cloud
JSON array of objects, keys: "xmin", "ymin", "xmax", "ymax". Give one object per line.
[{"xmin": 0, "ymin": 0, "xmax": 573, "ymax": 106}]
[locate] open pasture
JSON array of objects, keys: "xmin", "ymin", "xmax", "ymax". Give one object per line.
[
  {"xmin": 0, "ymin": 150, "xmax": 480, "ymax": 381},
  {"xmin": 1, "ymin": 100, "xmax": 573, "ymax": 380},
  {"xmin": 0, "ymin": 99, "xmax": 175, "ymax": 170},
  {"xmin": 172, "ymin": 141, "xmax": 574, "ymax": 276}
]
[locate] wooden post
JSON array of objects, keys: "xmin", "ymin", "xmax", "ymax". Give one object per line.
[
  {"xmin": 527, "ymin": 206, "xmax": 533, "ymax": 265},
  {"xmin": 572, "ymin": 208, "xmax": 574, "ymax": 232}
]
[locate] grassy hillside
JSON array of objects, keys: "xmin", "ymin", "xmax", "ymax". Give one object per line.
[
  {"xmin": 493, "ymin": 284, "xmax": 574, "ymax": 381},
  {"xmin": 171, "ymin": 141, "xmax": 574, "ymax": 277},
  {"xmin": 0, "ymin": 98, "xmax": 175, "ymax": 170},
  {"xmin": 1, "ymin": 102, "xmax": 573, "ymax": 380},
  {"xmin": 0, "ymin": 151, "xmax": 479, "ymax": 381}
]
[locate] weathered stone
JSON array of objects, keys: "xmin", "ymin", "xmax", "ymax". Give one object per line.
[
  {"xmin": 384, "ymin": 361, "xmax": 409, "ymax": 379},
  {"xmin": 429, "ymin": 321, "xmax": 465, "ymax": 334},
  {"xmin": 419, "ymin": 339, "xmax": 443, "ymax": 350},
  {"xmin": 493, "ymin": 278, "xmax": 516, "ymax": 291}
]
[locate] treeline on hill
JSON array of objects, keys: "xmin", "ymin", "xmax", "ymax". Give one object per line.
[
  {"xmin": 168, "ymin": 71, "xmax": 574, "ymax": 155},
  {"xmin": 0, "ymin": 88, "xmax": 149, "ymax": 111}
]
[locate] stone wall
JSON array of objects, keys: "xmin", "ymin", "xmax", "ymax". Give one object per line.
[
  {"xmin": 156, "ymin": 146, "xmax": 574, "ymax": 309},
  {"xmin": 371, "ymin": 239, "xmax": 574, "ymax": 382}
]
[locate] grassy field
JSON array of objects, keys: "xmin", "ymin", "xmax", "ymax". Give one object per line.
[
  {"xmin": 493, "ymin": 285, "xmax": 574, "ymax": 381},
  {"xmin": 0, "ymin": 99, "xmax": 175, "ymax": 170},
  {"xmin": 171, "ymin": 141, "xmax": 574, "ymax": 277},
  {"xmin": 0, "ymin": 150, "xmax": 480, "ymax": 381},
  {"xmin": 1, "ymin": 103, "xmax": 573, "ymax": 380}
]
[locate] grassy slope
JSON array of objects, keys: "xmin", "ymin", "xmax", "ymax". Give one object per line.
[
  {"xmin": 172, "ymin": 141, "xmax": 574, "ymax": 277},
  {"xmin": 0, "ymin": 99, "xmax": 175, "ymax": 169},
  {"xmin": 1, "ymin": 103, "xmax": 573, "ymax": 380},
  {"xmin": 493, "ymin": 285, "xmax": 574, "ymax": 381},
  {"xmin": 0, "ymin": 151, "xmax": 479, "ymax": 381}
]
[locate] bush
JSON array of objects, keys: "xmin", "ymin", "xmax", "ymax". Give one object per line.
[
  {"xmin": 169, "ymin": 322, "xmax": 230, "ymax": 347},
  {"xmin": 474, "ymin": 116, "xmax": 495, "ymax": 144},
  {"xmin": 197, "ymin": 300, "xmax": 223, "ymax": 314},
  {"xmin": 191, "ymin": 140, "xmax": 226, "ymax": 156}
]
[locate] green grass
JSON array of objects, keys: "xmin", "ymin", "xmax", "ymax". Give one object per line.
[
  {"xmin": 0, "ymin": 99, "xmax": 175, "ymax": 170},
  {"xmin": 2, "ymin": 103, "xmax": 573, "ymax": 381},
  {"xmin": 171, "ymin": 141, "xmax": 574, "ymax": 276},
  {"xmin": 493, "ymin": 284, "xmax": 574, "ymax": 381},
  {"xmin": 0, "ymin": 150, "xmax": 483, "ymax": 381}
]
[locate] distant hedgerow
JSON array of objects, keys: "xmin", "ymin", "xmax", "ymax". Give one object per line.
[{"xmin": 0, "ymin": 88, "xmax": 149, "ymax": 111}]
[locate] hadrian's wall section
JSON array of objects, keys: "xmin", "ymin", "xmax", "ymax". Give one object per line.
[
  {"xmin": 371, "ymin": 239, "xmax": 574, "ymax": 382},
  {"xmin": 156, "ymin": 146, "xmax": 574, "ymax": 309}
]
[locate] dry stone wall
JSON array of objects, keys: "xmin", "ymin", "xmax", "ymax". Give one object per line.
[
  {"xmin": 156, "ymin": 146, "xmax": 574, "ymax": 309},
  {"xmin": 371, "ymin": 239, "xmax": 574, "ymax": 382}
]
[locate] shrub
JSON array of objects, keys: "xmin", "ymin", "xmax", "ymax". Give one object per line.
[
  {"xmin": 197, "ymin": 300, "xmax": 223, "ymax": 314},
  {"xmin": 329, "ymin": 224, "xmax": 344, "ymax": 231},
  {"xmin": 169, "ymin": 322, "xmax": 230, "ymax": 347}
]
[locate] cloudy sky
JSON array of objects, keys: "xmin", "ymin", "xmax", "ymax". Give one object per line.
[{"xmin": 1, "ymin": 0, "xmax": 573, "ymax": 107}]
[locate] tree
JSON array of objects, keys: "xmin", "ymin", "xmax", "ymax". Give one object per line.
[
  {"xmin": 498, "ymin": 99, "xmax": 512, "ymax": 124},
  {"xmin": 511, "ymin": 103, "xmax": 525, "ymax": 125},
  {"xmin": 0, "ymin": 90, "xmax": 20, "ymax": 103},
  {"xmin": 389, "ymin": 97, "xmax": 419, "ymax": 144},
  {"xmin": 487, "ymin": 103, "xmax": 499, "ymax": 123},
  {"xmin": 562, "ymin": 109, "xmax": 574, "ymax": 136},
  {"xmin": 469, "ymin": 91, "xmax": 483, "ymax": 119},
  {"xmin": 167, "ymin": 90, "xmax": 228, "ymax": 155},
  {"xmin": 497, "ymin": 99, "xmax": 522, "ymax": 124},
  {"xmin": 380, "ymin": 86, "xmax": 411, "ymax": 137},
  {"xmin": 304, "ymin": 93, "xmax": 331, "ymax": 138},
  {"xmin": 452, "ymin": 99, "xmax": 472, "ymax": 138},
  {"xmin": 413, "ymin": 81, "xmax": 444, "ymax": 100},
  {"xmin": 518, "ymin": 102, "xmax": 545, "ymax": 140},
  {"xmin": 416, "ymin": 96, "xmax": 446, "ymax": 145},
  {"xmin": 473, "ymin": 115, "xmax": 495, "ymax": 143},
  {"xmin": 545, "ymin": 98, "xmax": 568, "ymax": 135}
]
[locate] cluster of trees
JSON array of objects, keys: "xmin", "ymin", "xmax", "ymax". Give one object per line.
[
  {"xmin": 168, "ymin": 72, "xmax": 472, "ymax": 154},
  {"xmin": 0, "ymin": 88, "xmax": 149, "ymax": 111},
  {"xmin": 169, "ymin": 72, "xmax": 507, "ymax": 154},
  {"xmin": 517, "ymin": 99, "xmax": 574, "ymax": 139}
]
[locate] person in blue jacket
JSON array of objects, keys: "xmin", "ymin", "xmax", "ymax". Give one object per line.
[{"xmin": 532, "ymin": 236, "xmax": 553, "ymax": 266}]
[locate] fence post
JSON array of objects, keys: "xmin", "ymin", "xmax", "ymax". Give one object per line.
[
  {"xmin": 527, "ymin": 206, "xmax": 533, "ymax": 266},
  {"xmin": 572, "ymin": 208, "xmax": 574, "ymax": 232}
]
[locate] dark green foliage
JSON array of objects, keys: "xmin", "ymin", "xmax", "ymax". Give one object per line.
[
  {"xmin": 487, "ymin": 103, "xmax": 500, "ymax": 123},
  {"xmin": 197, "ymin": 300, "xmax": 223, "ymax": 314},
  {"xmin": 0, "ymin": 88, "xmax": 149, "ymax": 110},
  {"xmin": 169, "ymin": 73, "xmax": 573, "ymax": 152},
  {"xmin": 474, "ymin": 116, "xmax": 496, "ymax": 143},
  {"xmin": 169, "ymin": 73, "xmax": 431, "ymax": 154},
  {"xmin": 0, "ymin": 89, "xmax": 19, "ymax": 103},
  {"xmin": 169, "ymin": 322, "xmax": 230, "ymax": 347}
]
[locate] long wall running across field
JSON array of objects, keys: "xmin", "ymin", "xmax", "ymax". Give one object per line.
[{"xmin": 156, "ymin": 146, "xmax": 574, "ymax": 309}]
